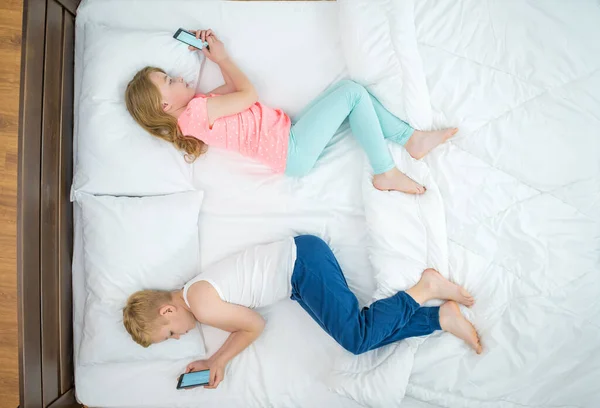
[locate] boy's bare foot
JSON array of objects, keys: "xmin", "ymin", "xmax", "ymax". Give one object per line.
[
  {"xmin": 405, "ymin": 128, "xmax": 458, "ymax": 160},
  {"xmin": 373, "ymin": 167, "xmax": 426, "ymax": 195},
  {"xmin": 421, "ymin": 268, "xmax": 475, "ymax": 307},
  {"xmin": 439, "ymin": 301, "xmax": 482, "ymax": 354}
]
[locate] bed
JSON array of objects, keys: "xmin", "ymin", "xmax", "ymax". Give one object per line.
[{"xmin": 17, "ymin": 0, "xmax": 600, "ymax": 407}]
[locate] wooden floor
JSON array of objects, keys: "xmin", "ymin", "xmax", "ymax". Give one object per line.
[{"xmin": 0, "ymin": 0, "xmax": 22, "ymax": 406}]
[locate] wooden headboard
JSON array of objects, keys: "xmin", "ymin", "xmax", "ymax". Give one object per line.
[{"xmin": 17, "ymin": 0, "xmax": 81, "ymax": 407}]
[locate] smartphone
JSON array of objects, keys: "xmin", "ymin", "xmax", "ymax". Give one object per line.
[
  {"xmin": 177, "ymin": 369, "xmax": 211, "ymax": 389},
  {"xmin": 173, "ymin": 28, "xmax": 209, "ymax": 50}
]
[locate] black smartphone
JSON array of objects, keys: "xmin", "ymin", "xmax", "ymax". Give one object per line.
[
  {"xmin": 173, "ymin": 28, "xmax": 209, "ymax": 50},
  {"xmin": 176, "ymin": 369, "xmax": 211, "ymax": 389}
]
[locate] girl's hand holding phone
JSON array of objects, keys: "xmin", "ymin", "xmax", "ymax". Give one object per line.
[{"xmin": 188, "ymin": 29, "xmax": 229, "ymax": 64}]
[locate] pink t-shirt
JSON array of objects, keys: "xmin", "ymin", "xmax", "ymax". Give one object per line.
[{"xmin": 178, "ymin": 94, "xmax": 291, "ymax": 173}]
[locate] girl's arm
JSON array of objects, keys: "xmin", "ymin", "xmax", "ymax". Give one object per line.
[
  {"xmin": 208, "ymin": 64, "xmax": 236, "ymax": 95},
  {"xmin": 205, "ymin": 58, "xmax": 258, "ymax": 125},
  {"xmin": 190, "ymin": 30, "xmax": 235, "ymax": 96},
  {"xmin": 200, "ymin": 34, "xmax": 258, "ymax": 125},
  {"xmin": 185, "ymin": 281, "xmax": 265, "ymax": 389}
]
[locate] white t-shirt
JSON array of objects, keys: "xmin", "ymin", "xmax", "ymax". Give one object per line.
[{"xmin": 183, "ymin": 237, "xmax": 297, "ymax": 309}]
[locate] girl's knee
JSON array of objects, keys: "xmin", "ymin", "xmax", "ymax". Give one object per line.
[
  {"xmin": 337, "ymin": 79, "xmax": 357, "ymax": 88},
  {"xmin": 339, "ymin": 79, "xmax": 368, "ymax": 101},
  {"xmin": 285, "ymin": 162, "xmax": 313, "ymax": 178}
]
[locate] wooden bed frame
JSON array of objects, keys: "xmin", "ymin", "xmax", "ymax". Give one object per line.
[{"xmin": 17, "ymin": 0, "xmax": 80, "ymax": 407}]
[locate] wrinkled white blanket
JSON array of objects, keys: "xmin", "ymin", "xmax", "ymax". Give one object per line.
[{"xmin": 331, "ymin": 0, "xmax": 600, "ymax": 407}]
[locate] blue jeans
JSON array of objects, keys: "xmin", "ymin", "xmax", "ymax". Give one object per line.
[
  {"xmin": 290, "ymin": 235, "xmax": 441, "ymax": 355},
  {"xmin": 285, "ymin": 80, "xmax": 415, "ymax": 177}
]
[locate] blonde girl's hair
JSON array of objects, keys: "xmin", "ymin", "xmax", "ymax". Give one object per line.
[
  {"xmin": 123, "ymin": 290, "xmax": 173, "ymax": 348},
  {"xmin": 125, "ymin": 66, "xmax": 206, "ymax": 162}
]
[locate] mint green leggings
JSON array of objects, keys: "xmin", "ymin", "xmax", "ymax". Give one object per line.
[{"xmin": 285, "ymin": 80, "xmax": 414, "ymax": 177}]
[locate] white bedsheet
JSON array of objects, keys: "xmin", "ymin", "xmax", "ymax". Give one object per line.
[{"xmin": 73, "ymin": 0, "xmax": 600, "ymax": 407}]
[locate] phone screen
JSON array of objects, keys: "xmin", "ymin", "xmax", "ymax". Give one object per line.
[
  {"xmin": 174, "ymin": 29, "xmax": 208, "ymax": 50},
  {"xmin": 178, "ymin": 370, "xmax": 210, "ymax": 389}
]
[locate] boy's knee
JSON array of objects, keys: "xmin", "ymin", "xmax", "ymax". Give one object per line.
[
  {"xmin": 339, "ymin": 338, "xmax": 367, "ymax": 355},
  {"xmin": 295, "ymin": 235, "xmax": 329, "ymax": 251}
]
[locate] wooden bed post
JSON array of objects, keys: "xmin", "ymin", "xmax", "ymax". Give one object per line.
[{"xmin": 17, "ymin": 0, "xmax": 80, "ymax": 407}]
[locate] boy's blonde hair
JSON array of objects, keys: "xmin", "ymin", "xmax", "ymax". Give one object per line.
[
  {"xmin": 124, "ymin": 66, "xmax": 206, "ymax": 162},
  {"xmin": 123, "ymin": 289, "xmax": 173, "ymax": 348}
]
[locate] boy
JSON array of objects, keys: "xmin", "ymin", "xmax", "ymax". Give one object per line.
[{"xmin": 123, "ymin": 235, "xmax": 481, "ymax": 389}]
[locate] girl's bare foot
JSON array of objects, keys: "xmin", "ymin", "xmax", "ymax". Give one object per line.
[
  {"xmin": 373, "ymin": 167, "xmax": 426, "ymax": 195},
  {"xmin": 405, "ymin": 128, "xmax": 458, "ymax": 160},
  {"xmin": 420, "ymin": 268, "xmax": 475, "ymax": 307},
  {"xmin": 439, "ymin": 301, "xmax": 482, "ymax": 354}
]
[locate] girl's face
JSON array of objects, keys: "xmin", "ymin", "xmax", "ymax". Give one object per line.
[{"xmin": 149, "ymin": 71, "xmax": 195, "ymax": 114}]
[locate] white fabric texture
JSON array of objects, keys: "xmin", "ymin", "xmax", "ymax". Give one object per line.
[
  {"xmin": 183, "ymin": 237, "xmax": 297, "ymax": 309},
  {"xmin": 404, "ymin": 1, "xmax": 600, "ymax": 407},
  {"xmin": 72, "ymin": 0, "xmax": 600, "ymax": 407},
  {"xmin": 76, "ymin": 191, "xmax": 206, "ymax": 364},
  {"xmin": 333, "ymin": 0, "xmax": 600, "ymax": 407}
]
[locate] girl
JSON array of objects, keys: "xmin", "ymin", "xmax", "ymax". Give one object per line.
[
  {"xmin": 123, "ymin": 235, "xmax": 481, "ymax": 389},
  {"xmin": 125, "ymin": 29, "xmax": 457, "ymax": 195}
]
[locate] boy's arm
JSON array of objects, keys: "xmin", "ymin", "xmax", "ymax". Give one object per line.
[{"xmin": 186, "ymin": 281, "xmax": 265, "ymax": 388}]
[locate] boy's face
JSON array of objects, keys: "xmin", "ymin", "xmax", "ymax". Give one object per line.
[
  {"xmin": 149, "ymin": 71, "xmax": 195, "ymax": 114},
  {"xmin": 151, "ymin": 304, "xmax": 197, "ymax": 344}
]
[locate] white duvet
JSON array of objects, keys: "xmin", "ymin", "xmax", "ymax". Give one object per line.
[
  {"xmin": 73, "ymin": 0, "xmax": 600, "ymax": 407},
  {"xmin": 333, "ymin": 1, "xmax": 600, "ymax": 407},
  {"xmin": 405, "ymin": 1, "xmax": 600, "ymax": 407}
]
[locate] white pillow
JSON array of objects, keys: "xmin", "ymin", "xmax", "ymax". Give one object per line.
[
  {"xmin": 72, "ymin": 23, "xmax": 202, "ymax": 197},
  {"xmin": 79, "ymin": 23, "xmax": 203, "ymax": 103},
  {"xmin": 73, "ymin": 101, "xmax": 194, "ymax": 197},
  {"xmin": 338, "ymin": 0, "xmax": 433, "ymax": 130},
  {"xmin": 76, "ymin": 191, "xmax": 206, "ymax": 364},
  {"xmin": 80, "ymin": 294, "xmax": 206, "ymax": 365},
  {"xmin": 329, "ymin": 144, "xmax": 449, "ymax": 407}
]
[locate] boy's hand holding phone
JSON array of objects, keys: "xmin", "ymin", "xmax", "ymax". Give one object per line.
[{"xmin": 185, "ymin": 357, "xmax": 226, "ymax": 389}]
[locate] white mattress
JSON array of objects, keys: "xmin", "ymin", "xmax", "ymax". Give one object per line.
[{"xmin": 73, "ymin": 0, "xmax": 600, "ymax": 407}]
